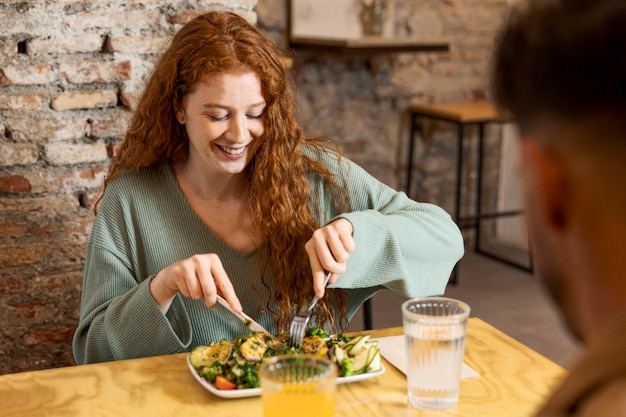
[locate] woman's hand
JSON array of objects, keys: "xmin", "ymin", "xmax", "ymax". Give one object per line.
[
  {"xmin": 305, "ymin": 218, "xmax": 355, "ymax": 298},
  {"xmin": 149, "ymin": 253, "xmax": 242, "ymax": 314}
]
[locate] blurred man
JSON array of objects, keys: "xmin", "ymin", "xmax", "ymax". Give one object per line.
[{"xmin": 493, "ymin": 0, "xmax": 626, "ymax": 415}]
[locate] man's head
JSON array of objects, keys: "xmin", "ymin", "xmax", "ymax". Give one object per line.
[{"xmin": 493, "ymin": 0, "xmax": 626, "ymax": 342}]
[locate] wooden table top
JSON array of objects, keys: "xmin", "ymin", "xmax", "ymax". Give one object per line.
[{"xmin": 0, "ymin": 318, "xmax": 565, "ymax": 417}]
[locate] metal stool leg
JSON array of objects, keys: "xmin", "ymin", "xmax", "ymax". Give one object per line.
[
  {"xmin": 475, "ymin": 123, "xmax": 485, "ymax": 250},
  {"xmin": 363, "ymin": 299, "xmax": 372, "ymax": 330},
  {"xmin": 448, "ymin": 123, "xmax": 465, "ymax": 286},
  {"xmin": 406, "ymin": 112, "xmax": 418, "ymax": 196}
]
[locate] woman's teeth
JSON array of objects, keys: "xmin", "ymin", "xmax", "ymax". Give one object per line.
[{"xmin": 219, "ymin": 145, "xmax": 245, "ymax": 155}]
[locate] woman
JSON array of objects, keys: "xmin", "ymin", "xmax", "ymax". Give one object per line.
[{"xmin": 73, "ymin": 11, "xmax": 463, "ymax": 364}]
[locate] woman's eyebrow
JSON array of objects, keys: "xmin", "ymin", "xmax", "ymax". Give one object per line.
[{"xmin": 200, "ymin": 101, "xmax": 266, "ymax": 110}]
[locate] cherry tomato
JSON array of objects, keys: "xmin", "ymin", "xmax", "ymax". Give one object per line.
[{"xmin": 215, "ymin": 375, "xmax": 237, "ymax": 390}]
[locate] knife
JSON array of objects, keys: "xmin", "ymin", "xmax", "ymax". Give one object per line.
[{"xmin": 216, "ymin": 295, "xmax": 271, "ymax": 334}]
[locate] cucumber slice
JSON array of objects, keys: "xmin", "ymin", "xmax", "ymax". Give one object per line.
[
  {"xmin": 367, "ymin": 350, "xmax": 382, "ymax": 372},
  {"xmin": 333, "ymin": 345, "xmax": 348, "ymax": 363},
  {"xmin": 353, "ymin": 345, "xmax": 381, "ymax": 374},
  {"xmin": 351, "ymin": 347, "xmax": 370, "ymax": 374},
  {"xmin": 346, "ymin": 335, "xmax": 370, "ymax": 355}
]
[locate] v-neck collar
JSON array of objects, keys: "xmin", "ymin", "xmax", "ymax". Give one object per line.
[{"xmin": 163, "ymin": 164, "xmax": 261, "ymax": 259}]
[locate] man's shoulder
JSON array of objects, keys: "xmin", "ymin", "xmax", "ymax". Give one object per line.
[{"xmin": 579, "ymin": 378, "xmax": 626, "ymax": 416}]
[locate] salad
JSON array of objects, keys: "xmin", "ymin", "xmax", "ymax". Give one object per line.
[{"xmin": 189, "ymin": 328, "xmax": 382, "ymax": 390}]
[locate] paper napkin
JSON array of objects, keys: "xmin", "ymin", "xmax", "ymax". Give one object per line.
[{"xmin": 372, "ymin": 335, "xmax": 479, "ymax": 379}]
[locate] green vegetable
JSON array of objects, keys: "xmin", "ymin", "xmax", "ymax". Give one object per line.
[
  {"xmin": 306, "ymin": 327, "xmax": 330, "ymax": 339},
  {"xmin": 200, "ymin": 362, "xmax": 224, "ymax": 383},
  {"xmin": 339, "ymin": 357, "xmax": 354, "ymax": 377}
]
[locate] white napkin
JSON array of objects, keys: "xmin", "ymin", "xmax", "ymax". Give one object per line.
[{"xmin": 372, "ymin": 335, "xmax": 479, "ymax": 379}]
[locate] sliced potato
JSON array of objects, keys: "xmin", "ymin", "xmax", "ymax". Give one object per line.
[
  {"xmin": 302, "ymin": 335, "xmax": 329, "ymax": 357},
  {"xmin": 189, "ymin": 340, "xmax": 232, "ymax": 368},
  {"xmin": 239, "ymin": 334, "xmax": 268, "ymax": 362}
]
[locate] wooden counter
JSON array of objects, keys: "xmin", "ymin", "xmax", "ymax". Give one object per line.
[{"xmin": 0, "ymin": 318, "xmax": 565, "ymax": 417}]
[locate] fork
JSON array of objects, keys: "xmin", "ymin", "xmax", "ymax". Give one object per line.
[{"xmin": 288, "ymin": 271, "xmax": 332, "ymax": 349}]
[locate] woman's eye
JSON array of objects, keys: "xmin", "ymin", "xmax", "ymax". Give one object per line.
[
  {"xmin": 207, "ymin": 114, "xmax": 228, "ymax": 122},
  {"xmin": 247, "ymin": 113, "xmax": 263, "ymax": 120}
]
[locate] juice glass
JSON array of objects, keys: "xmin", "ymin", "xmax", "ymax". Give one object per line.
[{"xmin": 259, "ymin": 354, "xmax": 337, "ymax": 417}]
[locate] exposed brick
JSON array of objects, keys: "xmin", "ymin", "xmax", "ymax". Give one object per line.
[
  {"xmin": 30, "ymin": 166, "xmax": 107, "ymax": 193},
  {"xmin": 51, "ymin": 89, "xmax": 118, "ymax": 111},
  {"xmin": 59, "ymin": 60, "xmax": 131, "ymax": 84},
  {"xmin": 0, "ymin": 243, "xmax": 51, "ymax": 266},
  {"xmin": 22, "ymin": 326, "xmax": 76, "ymax": 347},
  {"xmin": 167, "ymin": 11, "xmax": 203, "ymax": 25},
  {"xmin": 169, "ymin": 8, "xmax": 256, "ymax": 25},
  {"xmin": 0, "ymin": 9, "xmax": 58, "ymax": 37},
  {"xmin": 28, "ymin": 34, "xmax": 103, "ymax": 55},
  {"xmin": 53, "ymin": 0, "xmax": 168, "ymax": 3},
  {"xmin": 4, "ymin": 117, "xmax": 89, "ymax": 143},
  {"xmin": 0, "ymin": 64, "xmax": 53, "ymax": 85},
  {"xmin": 44, "ymin": 141, "xmax": 108, "ymax": 165},
  {"xmin": 108, "ymin": 141, "xmax": 123, "ymax": 158},
  {"xmin": 0, "ymin": 175, "xmax": 32, "ymax": 193},
  {"xmin": 0, "ymin": 92, "xmax": 44, "ymax": 111},
  {"xmin": 109, "ymin": 36, "xmax": 169, "ymax": 54},
  {"xmin": 0, "ymin": 195, "xmax": 78, "ymax": 213},
  {"xmin": 91, "ymin": 117, "xmax": 129, "ymax": 138},
  {"xmin": 119, "ymin": 90, "xmax": 139, "ymax": 110},
  {"xmin": 0, "ymin": 221, "xmax": 28, "ymax": 239},
  {"xmin": 63, "ymin": 10, "xmax": 161, "ymax": 31},
  {"xmin": 0, "ymin": 143, "xmax": 39, "ymax": 166},
  {"xmin": 0, "ymin": 217, "xmax": 93, "ymax": 248},
  {"xmin": 207, "ymin": 0, "xmax": 258, "ymax": 10}
]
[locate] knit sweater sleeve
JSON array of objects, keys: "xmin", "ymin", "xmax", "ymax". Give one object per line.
[
  {"xmin": 310, "ymin": 147, "xmax": 464, "ymax": 298},
  {"xmin": 72, "ymin": 170, "xmax": 193, "ymax": 364}
]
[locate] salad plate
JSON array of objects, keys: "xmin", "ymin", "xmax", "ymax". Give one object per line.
[{"xmin": 186, "ymin": 356, "xmax": 385, "ymax": 399}]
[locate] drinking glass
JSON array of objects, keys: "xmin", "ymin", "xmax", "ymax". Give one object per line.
[
  {"xmin": 402, "ymin": 297, "xmax": 470, "ymax": 410},
  {"xmin": 259, "ymin": 354, "xmax": 337, "ymax": 417}
]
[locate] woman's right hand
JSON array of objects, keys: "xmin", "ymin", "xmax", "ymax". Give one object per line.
[{"xmin": 149, "ymin": 253, "xmax": 242, "ymax": 314}]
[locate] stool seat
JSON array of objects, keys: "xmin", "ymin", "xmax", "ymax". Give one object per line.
[{"xmin": 409, "ymin": 101, "xmax": 513, "ymax": 124}]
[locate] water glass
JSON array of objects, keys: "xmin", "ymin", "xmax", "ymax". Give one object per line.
[
  {"xmin": 402, "ymin": 297, "xmax": 470, "ymax": 410},
  {"xmin": 259, "ymin": 354, "xmax": 337, "ymax": 417}
]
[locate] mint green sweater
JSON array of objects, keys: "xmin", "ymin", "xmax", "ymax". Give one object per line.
[{"xmin": 73, "ymin": 148, "xmax": 463, "ymax": 364}]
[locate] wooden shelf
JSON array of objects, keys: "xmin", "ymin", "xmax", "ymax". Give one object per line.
[{"xmin": 289, "ymin": 36, "xmax": 450, "ymax": 54}]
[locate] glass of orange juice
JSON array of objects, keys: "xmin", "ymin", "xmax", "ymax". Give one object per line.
[{"xmin": 259, "ymin": 354, "xmax": 337, "ymax": 417}]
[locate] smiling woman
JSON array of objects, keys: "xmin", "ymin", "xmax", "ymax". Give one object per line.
[{"xmin": 72, "ymin": 11, "xmax": 464, "ymax": 365}]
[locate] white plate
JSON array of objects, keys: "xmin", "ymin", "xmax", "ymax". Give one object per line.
[{"xmin": 187, "ymin": 356, "xmax": 385, "ymax": 399}]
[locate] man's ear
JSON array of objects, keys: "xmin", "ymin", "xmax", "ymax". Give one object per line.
[{"xmin": 521, "ymin": 139, "xmax": 568, "ymax": 231}]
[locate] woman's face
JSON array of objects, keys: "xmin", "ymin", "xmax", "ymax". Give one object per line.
[{"xmin": 176, "ymin": 71, "xmax": 266, "ymax": 177}]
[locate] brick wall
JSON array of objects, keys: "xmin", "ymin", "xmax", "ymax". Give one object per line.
[{"xmin": 0, "ymin": 0, "xmax": 257, "ymax": 374}]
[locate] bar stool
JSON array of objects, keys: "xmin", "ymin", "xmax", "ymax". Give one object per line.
[{"xmin": 405, "ymin": 101, "xmax": 532, "ymax": 284}]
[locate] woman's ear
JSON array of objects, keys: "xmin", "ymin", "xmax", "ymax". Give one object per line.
[
  {"xmin": 520, "ymin": 139, "xmax": 569, "ymax": 231},
  {"xmin": 175, "ymin": 109, "xmax": 185, "ymax": 125}
]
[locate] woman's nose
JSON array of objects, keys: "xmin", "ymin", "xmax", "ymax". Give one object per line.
[{"xmin": 225, "ymin": 116, "xmax": 248, "ymax": 142}]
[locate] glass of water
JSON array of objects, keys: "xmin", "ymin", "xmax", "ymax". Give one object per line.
[{"xmin": 402, "ymin": 297, "xmax": 470, "ymax": 410}]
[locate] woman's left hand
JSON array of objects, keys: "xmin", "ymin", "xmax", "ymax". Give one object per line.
[{"xmin": 305, "ymin": 218, "xmax": 355, "ymax": 298}]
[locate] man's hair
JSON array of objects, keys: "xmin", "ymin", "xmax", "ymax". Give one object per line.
[{"xmin": 493, "ymin": 0, "xmax": 626, "ymax": 132}]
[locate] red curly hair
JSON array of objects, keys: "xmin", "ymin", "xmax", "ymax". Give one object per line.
[{"xmin": 99, "ymin": 11, "xmax": 349, "ymax": 333}]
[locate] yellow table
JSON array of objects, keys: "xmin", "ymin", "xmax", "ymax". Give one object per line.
[{"xmin": 0, "ymin": 318, "xmax": 565, "ymax": 417}]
